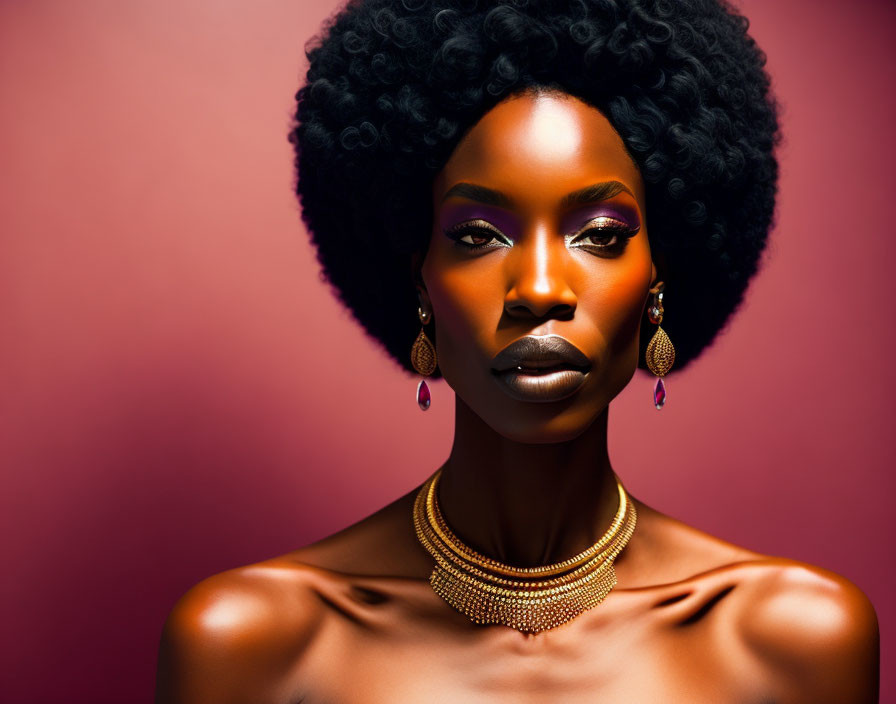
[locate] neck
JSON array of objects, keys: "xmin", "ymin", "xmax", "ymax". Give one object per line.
[{"xmin": 436, "ymin": 397, "xmax": 620, "ymax": 568}]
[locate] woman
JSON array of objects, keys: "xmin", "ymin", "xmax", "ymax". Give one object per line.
[{"xmin": 155, "ymin": 0, "xmax": 879, "ymax": 701}]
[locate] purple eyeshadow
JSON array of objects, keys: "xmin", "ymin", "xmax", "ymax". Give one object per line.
[
  {"xmin": 440, "ymin": 204, "xmax": 521, "ymax": 238},
  {"xmin": 560, "ymin": 205, "xmax": 641, "ymax": 233},
  {"xmin": 439, "ymin": 200, "xmax": 642, "ymax": 238}
]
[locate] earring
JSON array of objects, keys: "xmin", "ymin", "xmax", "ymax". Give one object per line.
[
  {"xmin": 411, "ymin": 306, "xmax": 437, "ymax": 410},
  {"xmin": 645, "ymin": 286, "xmax": 675, "ymax": 409}
]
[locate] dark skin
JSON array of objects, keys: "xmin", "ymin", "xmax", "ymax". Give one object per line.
[{"xmin": 155, "ymin": 91, "xmax": 879, "ymax": 703}]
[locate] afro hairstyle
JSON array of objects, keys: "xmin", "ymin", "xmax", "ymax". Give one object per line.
[{"xmin": 289, "ymin": 0, "xmax": 781, "ymax": 376}]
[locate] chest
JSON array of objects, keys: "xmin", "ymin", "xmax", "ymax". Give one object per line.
[{"xmin": 288, "ymin": 611, "xmax": 765, "ymax": 703}]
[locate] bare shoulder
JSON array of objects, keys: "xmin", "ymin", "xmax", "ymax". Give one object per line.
[
  {"xmin": 629, "ymin": 501, "xmax": 879, "ymax": 701},
  {"xmin": 155, "ymin": 558, "xmax": 326, "ymax": 704},
  {"xmin": 155, "ymin": 486, "xmax": 432, "ymax": 703},
  {"xmin": 731, "ymin": 557, "xmax": 879, "ymax": 703}
]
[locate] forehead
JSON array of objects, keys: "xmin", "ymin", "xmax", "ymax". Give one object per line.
[{"xmin": 433, "ymin": 91, "xmax": 645, "ymax": 209}]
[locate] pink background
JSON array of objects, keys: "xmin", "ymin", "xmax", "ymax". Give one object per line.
[{"xmin": 1, "ymin": 0, "xmax": 893, "ymax": 701}]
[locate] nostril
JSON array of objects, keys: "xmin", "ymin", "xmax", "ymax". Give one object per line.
[
  {"xmin": 547, "ymin": 303, "xmax": 576, "ymax": 320},
  {"xmin": 505, "ymin": 301, "xmax": 576, "ymax": 320}
]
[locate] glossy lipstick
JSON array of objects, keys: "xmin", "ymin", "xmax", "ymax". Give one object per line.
[{"xmin": 491, "ymin": 335, "xmax": 591, "ymax": 403}]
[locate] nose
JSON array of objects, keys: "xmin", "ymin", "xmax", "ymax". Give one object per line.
[{"xmin": 504, "ymin": 229, "xmax": 577, "ymax": 320}]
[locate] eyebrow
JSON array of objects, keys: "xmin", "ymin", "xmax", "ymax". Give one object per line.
[{"xmin": 441, "ymin": 180, "xmax": 633, "ymax": 208}]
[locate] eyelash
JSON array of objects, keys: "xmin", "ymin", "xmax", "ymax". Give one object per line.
[{"xmin": 445, "ymin": 217, "xmax": 639, "ymax": 256}]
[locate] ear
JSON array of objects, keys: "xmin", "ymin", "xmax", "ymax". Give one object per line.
[
  {"xmin": 648, "ymin": 251, "xmax": 667, "ymax": 296},
  {"xmin": 410, "ymin": 250, "xmax": 433, "ymax": 315}
]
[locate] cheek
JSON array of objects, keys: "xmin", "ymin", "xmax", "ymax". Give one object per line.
[
  {"xmin": 421, "ymin": 244, "xmax": 504, "ymax": 366},
  {"xmin": 578, "ymin": 240, "xmax": 653, "ymax": 356}
]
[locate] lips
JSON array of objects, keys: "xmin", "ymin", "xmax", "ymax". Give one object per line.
[{"xmin": 490, "ymin": 335, "xmax": 591, "ymax": 403}]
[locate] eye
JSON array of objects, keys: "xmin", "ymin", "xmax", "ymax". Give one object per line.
[
  {"xmin": 569, "ymin": 217, "xmax": 639, "ymax": 255},
  {"xmin": 445, "ymin": 220, "xmax": 512, "ymax": 250}
]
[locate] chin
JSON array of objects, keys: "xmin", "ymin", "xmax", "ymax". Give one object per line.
[{"xmin": 475, "ymin": 396, "xmax": 611, "ymax": 445}]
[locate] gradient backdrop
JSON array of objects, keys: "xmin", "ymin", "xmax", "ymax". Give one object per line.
[{"xmin": 1, "ymin": 0, "xmax": 893, "ymax": 701}]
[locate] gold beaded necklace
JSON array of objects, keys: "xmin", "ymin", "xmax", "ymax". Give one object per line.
[{"xmin": 413, "ymin": 469, "xmax": 637, "ymax": 634}]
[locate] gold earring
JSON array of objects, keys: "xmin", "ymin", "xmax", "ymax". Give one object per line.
[
  {"xmin": 645, "ymin": 287, "xmax": 674, "ymax": 409},
  {"xmin": 411, "ymin": 306, "xmax": 437, "ymax": 410}
]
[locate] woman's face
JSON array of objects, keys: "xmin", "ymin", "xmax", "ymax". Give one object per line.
[{"xmin": 421, "ymin": 90, "xmax": 661, "ymax": 443}]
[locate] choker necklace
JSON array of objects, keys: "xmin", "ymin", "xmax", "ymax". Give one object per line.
[{"xmin": 413, "ymin": 469, "xmax": 637, "ymax": 634}]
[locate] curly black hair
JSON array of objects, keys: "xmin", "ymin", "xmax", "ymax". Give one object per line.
[{"xmin": 290, "ymin": 0, "xmax": 780, "ymax": 376}]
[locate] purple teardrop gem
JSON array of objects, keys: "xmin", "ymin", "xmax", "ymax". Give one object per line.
[
  {"xmin": 417, "ymin": 379, "xmax": 431, "ymax": 411},
  {"xmin": 653, "ymin": 377, "xmax": 666, "ymax": 410}
]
